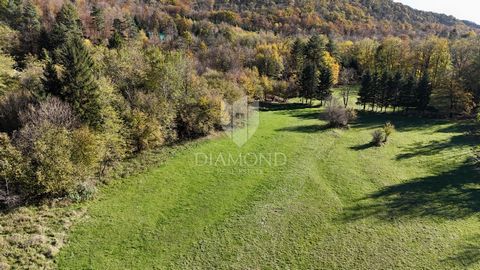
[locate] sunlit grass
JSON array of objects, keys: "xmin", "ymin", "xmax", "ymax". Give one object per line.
[{"xmin": 58, "ymin": 88, "xmax": 479, "ymax": 269}]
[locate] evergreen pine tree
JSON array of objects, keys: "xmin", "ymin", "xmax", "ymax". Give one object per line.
[
  {"xmin": 378, "ymin": 72, "xmax": 390, "ymax": 112},
  {"xmin": 113, "ymin": 18, "xmax": 126, "ymax": 37},
  {"xmin": 327, "ymin": 35, "xmax": 338, "ymax": 58},
  {"xmin": 317, "ymin": 65, "xmax": 333, "ymax": 105},
  {"xmin": 91, "ymin": 6, "xmax": 104, "ymax": 30},
  {"xmin": 305, "ymin": 35, "xmax": 326, "ymax": 67},
  {"xmin": 288, "ymin": 38, "xmax": 305, "ymax": 78},
  {"xmin": 300, "ymin": 35, "xmax": 329, "ymax": 104},
  {"xmin": 357, "ymin": 71, "xmax": 372, "ymax": 110},
  {"xmin": 416, "ymin": 73, "xmax": 432, "ymax": 112},
  {"xmin": 370, "ymin": 72, "xmax": 380, "ymax": 111},
  {"xmin": 42, "ymin": 52, "xmax": 63, "ymax": 98},
  {"xmin": 123, "ymin": 14, "xmax": 139, "ymax": 38},
  {"xmin": 50, "ymin": 2, "xmax": 83, "ymax": 49},
  {"xmin": 398, "ymin": 75, "xmax": 416, "ymax": 112},
  {"xmin": 300, "ymin": 63, "xmax": 317, "ymax": 104},
  {"xmin": 18, "ymin": 0, "xmax": 41, "ymax": 56},
  {"xmin": 58, "ymin": 36, "xmax": 103, "ymax": 129},
  {"xmin": 389, "ymin": 71, "xmax": 403, "ymax": 112},
  {"xmin": 1, "ymin": 0, "xmax": 22, "ymax": 28},
  {"xmin": 90, "ymin": 6, "xmax": 105, "ymax": 41}
]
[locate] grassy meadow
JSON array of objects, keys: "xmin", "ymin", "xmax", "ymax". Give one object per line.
[{"xmin": 55, "ymin": 91, "xmax": 479, "ymax": 269}]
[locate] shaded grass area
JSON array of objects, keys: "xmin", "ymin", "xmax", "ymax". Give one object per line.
[
  {"xmin": 57, "ymin": 100, "xmax": 479, "ymax": 269},
  {"xmin": 344, "ymin": 162, "xmax": 479, "ymax": 220}
]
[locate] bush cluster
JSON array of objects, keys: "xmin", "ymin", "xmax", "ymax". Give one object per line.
[
  {"xmin": 371, "ymin": 122, "xmax": 396, "ymax": 146},
  {"xmin": 325, "ymin": 97, "xmax": 357, "ymax": 128},
  {"xmin": 371, "ymin": 130, "xmax": 385, "ymax": 146}
]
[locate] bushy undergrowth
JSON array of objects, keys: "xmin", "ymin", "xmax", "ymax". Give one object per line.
[
  {"xmin": 0, "ymin": 40, "xmax": 249, "ymax": 205},
  {"xmin": 383, "ymin": 122, "xmax": 395, "ymax": 142},
  {"xmin": 371, "ymin": 122, "xmax": 396, "ymax": 146},
  {"xmin": 371, "ymin": 130, "xmax": 385, "ymax": 146},
  {"xmin": 325, "ymin": 97, "xmax": 357, "ymax": 128}
]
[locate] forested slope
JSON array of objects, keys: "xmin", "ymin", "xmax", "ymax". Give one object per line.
[{"xmin": 2, "ymin": 0, "xmax": 478, "ymax": 40}]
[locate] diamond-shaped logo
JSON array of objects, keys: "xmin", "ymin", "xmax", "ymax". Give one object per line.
[{"xmin": 222, "ymin": 96, "xmax": 259, "ymax": 147}]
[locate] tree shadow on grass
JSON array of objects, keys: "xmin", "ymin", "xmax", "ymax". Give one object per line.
[
  {"xmin": 349, "ymin": 111, "xmax": 468, "ymax": 132},
  {"xmin": 280, "ymin": 110, "xmax": 324, "ymax": 120},
  {"xmin": 259, "ymin": 102, "xmax": 316, "ymax": 112},
  {"xmin": 276, "ymin": 124, "xmax": 330, "ymax": 133},
  {"xmin": 350, "ymin": 142, "xmax": 375, "ymax": 151},
  {"xmin": 436, "ymin": 122, "xmax": 477, "ymax": 134},
  {"xmin": 444, "ymin": 234, "xmax": 480, "ymax": 268},
  {"xmin": 350, "ymin": 111, "xmax": 478, "ymax": 157},
  {"xmin": 396, "ymin": 134, "xmax": 478, "ymax": 160},
  {"xmin": 344, "ymin": 161, "xmax": 480, "ymax": 221}
]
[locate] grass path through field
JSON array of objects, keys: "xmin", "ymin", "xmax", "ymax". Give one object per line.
[{"xmin": 58, "ymin": 104, "xmax": 479, "ymax": 269}]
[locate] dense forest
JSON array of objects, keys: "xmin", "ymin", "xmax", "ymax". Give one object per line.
[
  {"xmin": 3, "ymin": 0, "xmax": 480, "ymax": 39},
  {"xmin": 0, "ymin": 0, "xmax": 479, "ymax": 204}
]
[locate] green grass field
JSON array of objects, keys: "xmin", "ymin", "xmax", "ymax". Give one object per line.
[{"xmin": 57, "ymin": 100, "xmax": 479, "ymax": 269}]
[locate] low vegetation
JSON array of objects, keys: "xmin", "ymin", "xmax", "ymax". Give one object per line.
[
  {"xmin": 383, "ymin": 122, "xmax": 396, "ymax": 143},
  {"xmin": 325, "ymin": 97, "xmax": 358, "ymax": 128},
  {"xmin": 371, "ymin": 129, "xmax": 385, "ymax": 146},
  {"xmin": 0, "ymin": 203, "xmax": 85, "ymax": 269}
]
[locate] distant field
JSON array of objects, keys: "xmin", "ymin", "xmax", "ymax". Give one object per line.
[{"xmin": 58, "ymin": 93, "xmax": 479, "ymax": 269}]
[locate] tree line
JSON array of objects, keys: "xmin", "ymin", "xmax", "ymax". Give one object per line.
[
  {"xmin": 286, "ymin": 35, "xmax": 339, "ymax": 105},
  {"xmin": 346, "ymin": 36, "xmax": 479, "ymax": 117}
]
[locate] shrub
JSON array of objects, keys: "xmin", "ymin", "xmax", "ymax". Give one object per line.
[
  {"xmin": 28, "ymin": 124, "xmax": 77, "ymax": 196},
  {"xmin": 202, "ymin": 45, "xmax": 242, "ymax": 72},
  {"xmin": 126, "ymin": 109, "xmax": 164, "ymax": 153},
  {"xmin": 371, "ymin": 129, "xmax": 384, "ymax": 146},
  {"xmin": 19, "ymin": 56, "xmax": 45, "ymax": 98},
  {"xmin": 95, "ymin": 77, "xmax": 128, "ymax": 175},
  {"xmin": 14, "ymin": 98, "xmax": 78, "ymax": 154},
  {"xmin": 29, "ymin": 126, "xmax": 101, "ymax": 199},
  {"xmin": 204, "ymin": 71, "xmax": 244, "ymax": 103},
  {"xmin": 71, "ymin": 127, "xmax": 101, "ymax": 176},
  {"xmin": 383, "ymin": 122, "xmax": 395, "ymax": 142},
  {"xmin": 0, "ymin": 91, "xmax": 35, "ymax": 133},
  {"xmin": 325, "ymin": 97, "xmax": 356, "ymax": 127},
  {"xmin": 209, "ymin": 10, "xmax": 241, "ymax": 25},
  {"xmin": 130, "ymin": 91, "xmax": 177, "ymax": 143},
  {"xmin": 19, "ymin": 97, "xmax": 78, "ymax": 130},
  {"xmin": 0, "ymin": 133, "xmax": 26, "ymax": 196},
  {"xmin": 96, "ymin": 125, "xmax": 127, "ymax": 178},
  {"xmin": 0, "ymin": 52, "xmax": 19, "ymax": 97},
  {"xmin": 176, "ymin": 96, "xmax": 222, "ymax": 139},
  {"xmin": 236, "ymin": 68, "xmax": 264, "ymax": 100},
  {"xmin": 68, "ymin": 181, "xmax": 97, "ymax": 202},
  {"xmin": 16, "ymin": 121, "xmax": 102, "ymax": 197},
  {"xmin": 272, "ymin": 80, "xmax": 289, "ymax": 100}
]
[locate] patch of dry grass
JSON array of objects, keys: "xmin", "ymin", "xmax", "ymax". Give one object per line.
[{"xmin": 0, "ymin": 203, "xmax": 85, "ymax": 269}]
